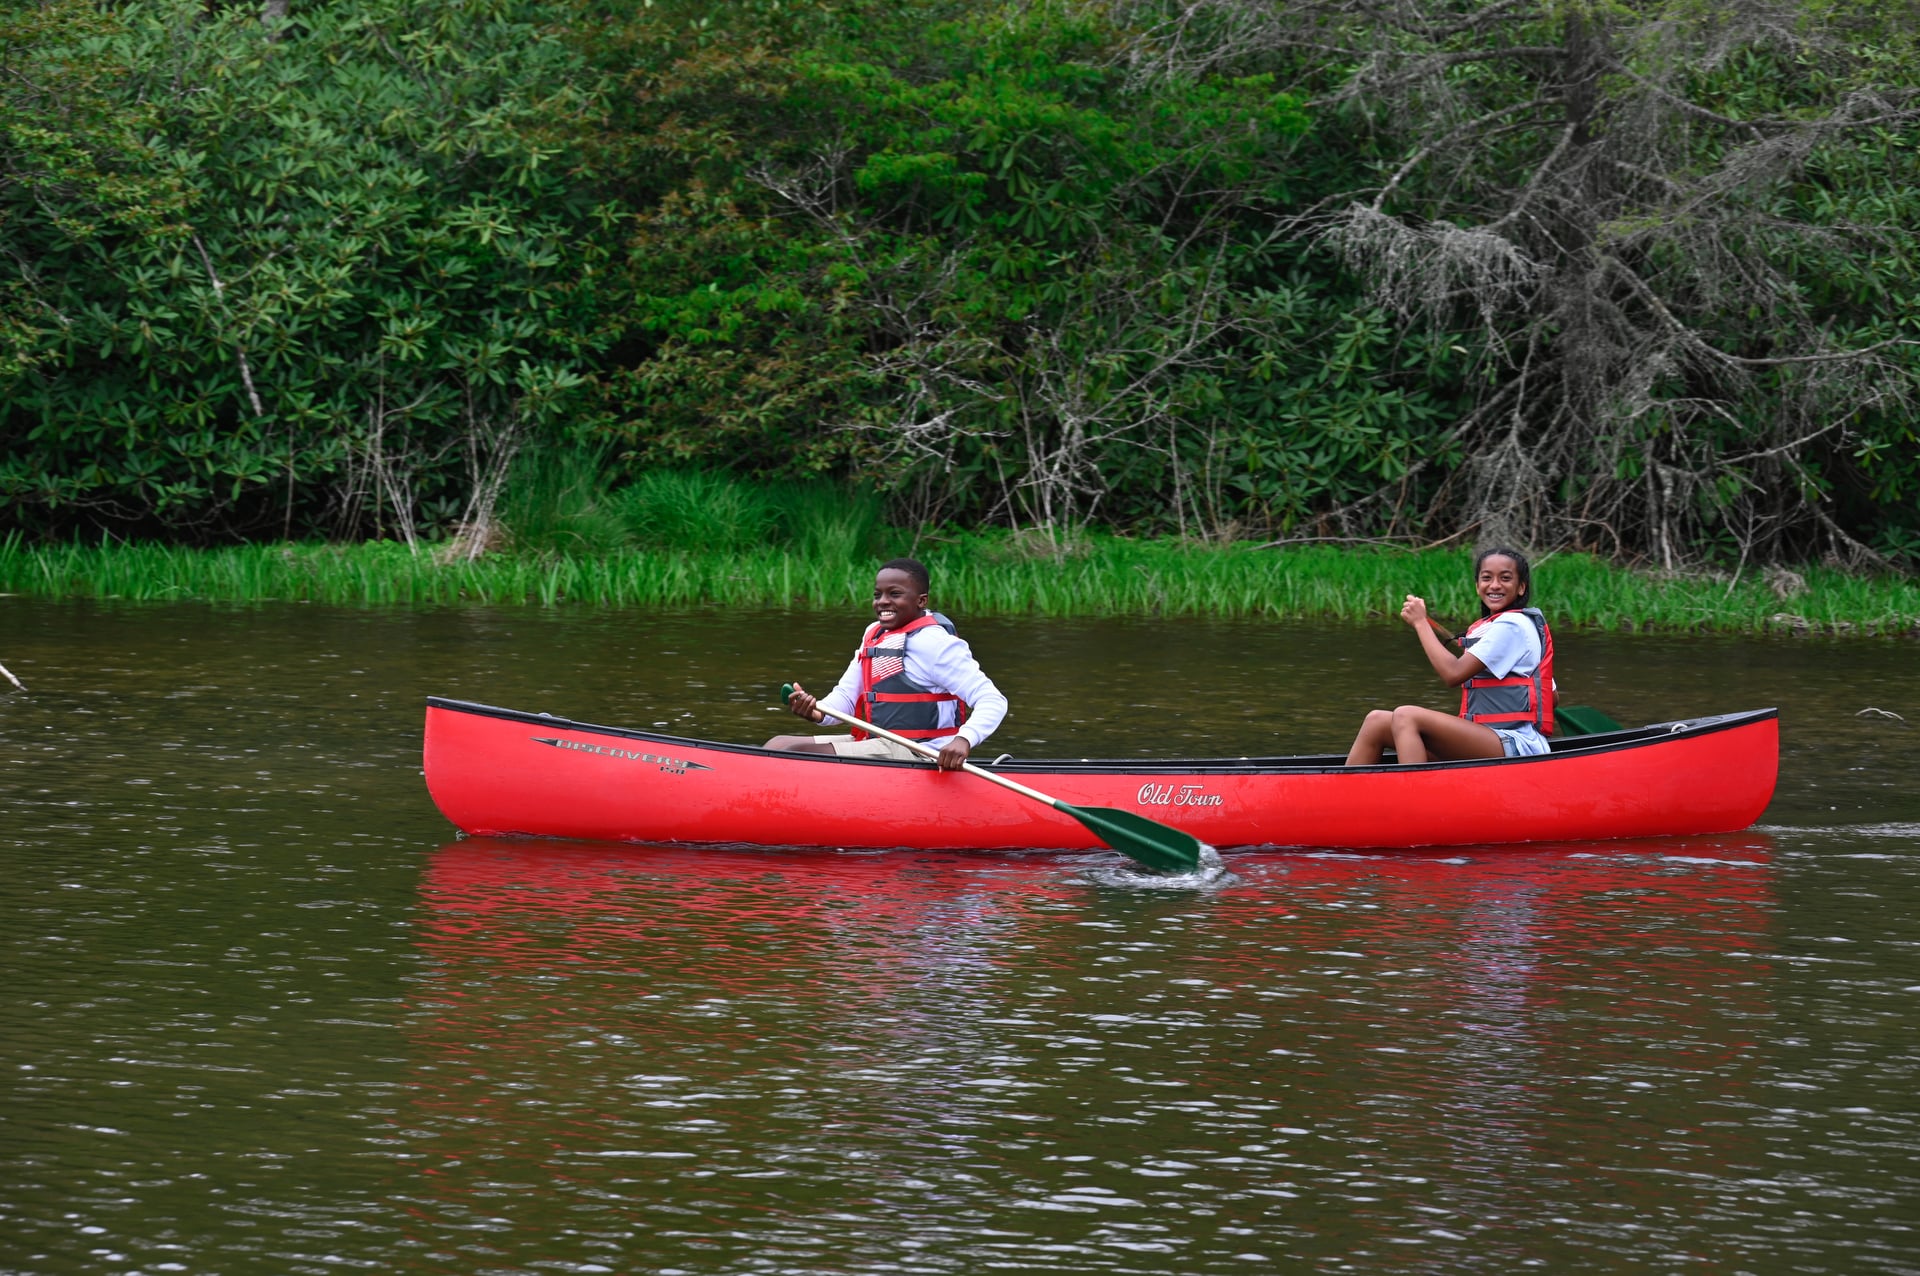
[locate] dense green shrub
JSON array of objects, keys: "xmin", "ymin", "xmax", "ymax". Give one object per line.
[
  {"xmin": 588, "ymin": 0, "xmax": 1476, "ymax": 536},
  {"xmin": 1, "ymin": 0, "xmax": 608, "ymax": 541}
]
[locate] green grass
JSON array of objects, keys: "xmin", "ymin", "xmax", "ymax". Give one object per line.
[
  {"xmin": 487, "ymin": 456, "xmax": 891, "ymax": 560},
  {"xmin": 493, "ymin": 446, "xmax": 633, "ymax": 556},
  {"xmin": 3, "ymin": 530, "xmax": 1916, "ymax": 635}
]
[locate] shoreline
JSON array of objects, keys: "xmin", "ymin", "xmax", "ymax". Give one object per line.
[{"xmin": 2, "ymin": 535, "xmax": 1915, "ymax": 637}]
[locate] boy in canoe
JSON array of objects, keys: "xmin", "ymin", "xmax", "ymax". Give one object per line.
[{"xmin": 768, "ymin": 558, "xmax": 1008, "ymax": 770}]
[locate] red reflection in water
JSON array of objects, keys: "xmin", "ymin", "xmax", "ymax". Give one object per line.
[
  {"xmin": 392, "ymin": 836, "xmax": 1775, "ymax": 1264},
  {"xmin": 408, "ymin": 833, "xmax": 1774, "ymax": 1060}
]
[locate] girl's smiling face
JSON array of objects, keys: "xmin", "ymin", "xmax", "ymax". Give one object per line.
[
  {"xmin": 872, "ymin": 568, "xmax": 929, "ymax": 631},
  {"xmin": 1476, "ymin": 554, "xmax": 1526, "ymax": 614}
]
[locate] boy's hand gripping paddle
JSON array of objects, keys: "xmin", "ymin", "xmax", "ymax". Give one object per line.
[{"xmin": 780, "ymin": 684, "xmax": 1202, "ymax": 874}]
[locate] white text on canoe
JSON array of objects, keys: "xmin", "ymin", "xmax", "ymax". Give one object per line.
[{"xmin": 1137, "ymin": 783, "xmax": 1222, "ymax": 807}]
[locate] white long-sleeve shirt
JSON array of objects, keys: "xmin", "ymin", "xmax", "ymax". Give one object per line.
[{"xmin": 818, "ymin": 624, "xmax": 1008, "ymax": 749}]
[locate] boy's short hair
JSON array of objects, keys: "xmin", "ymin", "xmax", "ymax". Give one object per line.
[{"xmin": 880, "ymin": 557, "xmax": 931, "ymax": 594}]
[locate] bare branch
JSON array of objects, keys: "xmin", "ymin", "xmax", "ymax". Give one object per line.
[{"xmin": 191, "ymin": 234, "xmax": 266, "ymax": 419}]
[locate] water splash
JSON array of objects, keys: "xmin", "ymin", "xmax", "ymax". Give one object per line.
[{"xmin": 1084, "ymin": 843, "xmax": 1236, "ymax": 890}]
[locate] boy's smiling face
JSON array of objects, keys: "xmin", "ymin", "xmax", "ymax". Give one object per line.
[{"xmin": 872, "ymin": 567, "xmax": 929, "ymax": 631}]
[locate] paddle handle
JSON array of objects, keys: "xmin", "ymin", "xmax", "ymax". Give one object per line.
[{"xmin": 782, "ymin": 684, "xmax": 1062, "ymax": 810}]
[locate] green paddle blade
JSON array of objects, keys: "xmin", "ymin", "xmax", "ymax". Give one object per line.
[
  {"xmin": 1557, "ymin": 705, "xmax": 1625, "ymax": 736},
  {"xmin": 1059, "ymin": 802, "xmax": 1204, "ymax": 874}
]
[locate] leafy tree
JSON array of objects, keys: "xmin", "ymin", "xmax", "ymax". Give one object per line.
[
  {"xmin": 1, "ymin": 0, "xmax": 189, "ymax": 382},
  {"xmin": 587, "ymin": 0, "xmax": 1479, "ymax": 538},
  {"xmin": 1129, "ymin": 0, "xmax": 1920, "ymax": 564},
  {"xmin": 1, "ymin": 0, "xmax": 610, "ymax": 544}
]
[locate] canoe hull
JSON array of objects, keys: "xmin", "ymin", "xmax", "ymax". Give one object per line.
[{"xmin": 422, "ymin": 698, "xmax": 1779, "ymax": 852}]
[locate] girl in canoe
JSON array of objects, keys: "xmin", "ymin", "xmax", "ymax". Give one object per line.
[
  {"xmin": 768, "ymin": 557, "xmax": 1008, "ymax": 771},
  {"xmin": 1345, "ymin": 547, "xmax": 1556, "ymax": 766}
]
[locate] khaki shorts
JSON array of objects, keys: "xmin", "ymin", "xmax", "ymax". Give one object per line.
[{"xmin": 810, "ymin": 735, "xmax": 924, "ymax": 761}]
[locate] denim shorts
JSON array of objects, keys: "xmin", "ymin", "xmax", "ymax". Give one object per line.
[{"xmin": 1494, "ymin": 727, "xmax": 1552, "ymax": 758}]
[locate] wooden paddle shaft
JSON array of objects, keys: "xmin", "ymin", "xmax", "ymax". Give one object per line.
[{"xmin": 810, "ymin": 703, "xmax": 1064, "ymax": 810}]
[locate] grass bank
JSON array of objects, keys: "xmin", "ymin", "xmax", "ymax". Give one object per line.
[{"xmin": 3, "ymin": 532, "xmax": 1915, "ymax": 636}]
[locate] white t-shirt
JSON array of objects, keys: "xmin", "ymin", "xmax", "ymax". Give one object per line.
[
  {"xmin": 819, "ymin": 623, "xmax": 1008, "ymax": 749},
  {"xmin": 1469, "ymin": 611, "xmax": 1541, "ymax": 679}
]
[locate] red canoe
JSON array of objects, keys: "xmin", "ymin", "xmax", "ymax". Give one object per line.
[{"xmin": 422, "ymin": 697, "xmax": 1778, "ymax": 852}]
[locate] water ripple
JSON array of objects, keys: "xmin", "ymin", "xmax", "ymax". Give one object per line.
[{"xmin": 5, "ymin": 602, "xmax": 1920, "ymax": 1274}]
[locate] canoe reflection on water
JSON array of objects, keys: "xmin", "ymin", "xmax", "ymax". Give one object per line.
[
  {"xmin": 399, "ymin": 834, "xmax": 1774, "ymax": 1159},
  {"xmin": 414, "ymin": 833, "xmax": 1775, "ymax": 974},
  {"xmin": 388, "ymin": 836, "xmax": 1777, "ymax": 1264}
]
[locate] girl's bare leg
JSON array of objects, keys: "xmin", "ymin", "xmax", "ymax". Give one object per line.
[
  {"xmin": 1387, "ymin": 705, "xmax": 1505, "ymax": 764},
  {"xmin": 1345, "ymin": 709, "xmax": 1399, "ymax": 766}
]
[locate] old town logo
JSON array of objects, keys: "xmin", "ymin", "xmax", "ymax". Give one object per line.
[
  {"xmin": 531, "ymin": 737, "xmax": 712, "ymax": 774},
  {"xmin": 1136, "ymin": 782, "xmax": 1222, "ymax": 808}
]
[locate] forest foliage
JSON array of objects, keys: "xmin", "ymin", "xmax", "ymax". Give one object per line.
[{"xmin": 3, "ymin": 0, "xmax": 1918, "ymax": 568}]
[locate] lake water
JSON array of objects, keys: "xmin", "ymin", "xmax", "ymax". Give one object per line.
[{"xmin": 3, "ymin": 598, "xmax": 1918, "ymax": 1274}]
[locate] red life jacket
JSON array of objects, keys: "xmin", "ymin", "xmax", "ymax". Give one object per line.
[
  {"xmin": 1459, "ymin": 607, "xmax": 1557, "ymax": 735},
  {"xmin": 851, "ymin": 614, "xmax": 970, "ymax": 742}
]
